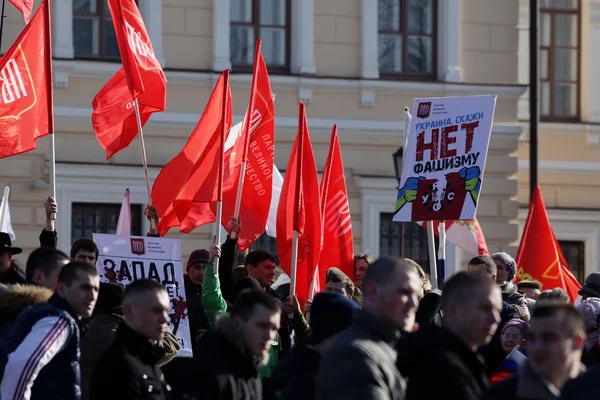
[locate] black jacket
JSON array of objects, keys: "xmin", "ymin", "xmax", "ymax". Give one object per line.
[
  {"xmin": 90, "ymin": 324, "xmax": 170, "ymax": 400},
  {"xmin": 183, "ymin": 274, "xmax": 210, "ymax": 340},
  {"xmin": 185, "ymin": 315, "xmax": 262, "ymax": 400},
  {"xmin": 280, "ymin": 346, "xmax": 321, "ymax": 400},
  {"xmin": 560, "ymin": 365, "xmax": 599, "ymax": 400},
  {"xmin": 0, "ymin": 265, "xmax": 26, "ymax": 285},
  {"xmin": 397, "ymin": 324, "xmax": 488, "ymax": 400}
]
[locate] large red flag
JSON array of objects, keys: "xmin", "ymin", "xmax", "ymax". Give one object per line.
[
  {"xmin": 317, "ymin": 125, "xmax": 354, "ymax": 285},
  {"xmin": 152, "ymin": 71, "xmax": 232, "ymax": 236},
  {"xmin": 276, "ymin": 103, "xmax": 322, "ymax": 306},
  {"xmin": 0, "ymin": 0, "xmax": 52, "ymax": 159},
  {"xmin": 515, "ymin": 186, "xmax": 581, "ymax": 302},
  {"xmin": 93, "ymin": 0, "xmax": 167, "ymax": 159},
  {"xmin": 221, "ymin": 45, "xmax": 275, "ymax": 250},
  {"xmin": 9, "ymin": 0, "xmax": 33, "ymax": 23}
]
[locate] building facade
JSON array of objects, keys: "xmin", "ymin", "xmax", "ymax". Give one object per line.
[{"xmin": 0, "ymin": 0, "xmax": 525, "ymax": 277}]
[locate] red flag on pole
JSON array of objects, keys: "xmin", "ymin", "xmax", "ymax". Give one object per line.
[
  {"xmin": 276, "ymin": 103, "xmax": 322, "ymax": 306},
  {"xmin": 152, "ymin": 71, "xmax": 232, "ymax": 236},
  {"xmin": 9, "ymin": 0, "xmax": 33, "ymax": 23},
  {"xmin": 0, "ymin": 0, "xmax": 52, "ymax": 159},
  {"xmin": 221, "ymin": 43, "xmax": 275, "ymax": 250},
  {"xmin": 515, "ymin": 186, "xmax": 581, "ymax": 302},
  {"xmin": 317, "ymin": 125, "xmax": 354, "ymax": 285}
]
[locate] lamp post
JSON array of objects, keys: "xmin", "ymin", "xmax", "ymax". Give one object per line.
[{"xmin": 392, "ymin": 147, "xmax": 404, "ymax": 258}]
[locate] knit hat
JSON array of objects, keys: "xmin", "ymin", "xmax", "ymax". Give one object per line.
[
  {"xmin": 94, "ymin": 282, "xmax": 125, "ymax": 316},
  {"xmin": 501, "ymin": 318, "xmax": 528, "ymax": 337},
  {"xmin": 579, "ymin": 273, "xmax": 600, "ymax": 299},
  {"xmin": 187, "ymin": 249, "xmax": 210, "ymax": 271},
  {"xmin": 310, "ymin": 292, "xmax": 358, "ymax": 345},
  {"xmin": 576, "ymin": 297, "xmax": 600, "ymax": 351},
  {"xmin": 492, "ymin": 252, "xmax": 517, "ymax": 281}
]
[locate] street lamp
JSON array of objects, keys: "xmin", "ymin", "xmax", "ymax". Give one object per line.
[{"xmin": 392, "ymin": 147, "xmax": 404, "ymax": 258}]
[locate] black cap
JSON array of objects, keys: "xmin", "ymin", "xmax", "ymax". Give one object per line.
[{"xmin": 0, "ymin": 232, "xmax": 21, "ymax": 255}]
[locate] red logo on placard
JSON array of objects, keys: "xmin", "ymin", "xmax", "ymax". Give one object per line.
[
  {"xmin": 416, "ymin": 102, "xmax": 432, "ymax": 119},
  {"xmin": 130, "ymin": 238, "xmax": 145, "ymax": 255}
]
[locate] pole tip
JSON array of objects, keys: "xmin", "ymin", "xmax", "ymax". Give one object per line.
[{"xmin": 404, "ymin": 107, "xmax": 409, "ymax": 111}]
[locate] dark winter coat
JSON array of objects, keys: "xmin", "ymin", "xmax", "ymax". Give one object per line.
[
  {"xmin": 281, "ymin": 346, "xmax": 321, "ymax": 400},
  {"xmin": 415, "ymin": 290, "xmax": 442, "ymax": 327},
  {"xmin": 0, "ymin": 283, "xmax": 52, "ymax": 328},
  {"xmin": 183, "ymin": 274, "xmax": 211, "ymax": 341},
  {"xmin": 501, "ymin": 282, "xmax": 530, "ymax": 320},
  {"xmin": 0, "ymin": 264, "xmax": 27, "ymax": 285},
  {"xmin": 90, "ymin": 323, "xmax": 171, "ymax": 400},
  {"xmin": 315, "ymin": 309, "xmax": 406, "ymax": 400},
  {"xmin": 397, "ymin": 324, "xmax": 488, "ymax": 400},
  {"xmin": 560, "ymin": 364, "xmax": 599, "ymax": 400}
]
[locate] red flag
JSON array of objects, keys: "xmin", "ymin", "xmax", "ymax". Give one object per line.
[
  {"xmin": 515, "ymin": 186, "xmax": 581, "ymax": 302},
  {"xmin": 221, "ymin": 43, "xmax": 275, "ymax": 250},
  {"xmin": 9, "ymin": 0, "xmax": 33, "ymax": 23},
  {"xmin": 317, "ymin": 125, "xmax": 354, "ymax": 285},
  {"xmin": 419, "ymin": 219, "xmax": 489, "ymax": 255},
  {"xmin": 0, "ymin": 0, "xmax": 53, "ymax": 159},
  {"xmin": 152, "ymin": 71, "xmax": 232, "ymax": 236},
  {"xmin": 276, "ymin": 103, "xmax": 322, "ymax": 306}
]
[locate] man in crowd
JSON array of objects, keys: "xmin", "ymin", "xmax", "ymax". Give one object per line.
[
  {"xmin": 188, "ymin": 289, "xmax": 281, "ymax": 399},
  {"xmin": 70, "ymin": 238, "xmax": 98, "ymax": 265},
  {"xmin": 353, "ymin": 253, "xmax": 373, "ymax": 289},
  {"xmin": 397, "ymin": 271, "xmax": 502, "ymax": 400},
  {"xmin": 324, "ymin": 267, "xmax": 354, "ymax": 299},
  {"xmin": 316, "ymin": 257, "xmax": 421, "ymax": 400},
  {"xmin": 492, "ymin": 252, "xmax": 530, "ymax": 320},
  {"xmin": 26, "ymin": 247, "xmax": 70, "ymax": 290},
  {"xmin": 517, "ymin": 279, "xmax": 543, "ymax": 300},
  {"xmin": 578, "ymin": 272, "xmax": 600, "ymax": 300},
  {"xmin": 184, "ymin": 248, "xmax": 211, "ymax": 341},
  {"xmin": 90, "ymin": 279, "xmax": 172, "ymax": 400},
  {"xmin": 483, "ymin": 303, "xmax": 586, "ymax": 400},
  {"xmin": 0, "ymin": 262, "xmax": 99, "ymax": 399},
  {"xmin": 0, "ymin": 232, "xmax": 26, "ymax": 284}
]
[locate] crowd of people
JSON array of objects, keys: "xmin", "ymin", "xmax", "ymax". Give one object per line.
[{"xmin": 1, "ymin": 197, "xmax": 600, "ymax": 400}]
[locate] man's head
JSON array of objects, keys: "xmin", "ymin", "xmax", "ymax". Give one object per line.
[
  {"xmin": 122, "ymin": 279, "xmax": 170, "ymax": 341},
  {"xmin": 441, "ymin": 271, "xmax": 503, "ymax": 350},
  {"xmin": 527, "ymin": 303, "xmax": 586, "ymax": 384},
  {"xmin": 231, "ymin": 289, "xmax": 281, "ymax": 362},
  {"xmin": 491, "ymin": 252, "xmax": 517, "ymax": 283},
  {"xmin": 467, "ymin": 255, "xmax": 497, "ymax": 282},
  {"xmin": 538, "ymin": 288, "xmax": 571, "ymax": 304},
  {"xmin": 578, "ymin": 272, "xmax": 600, "ymax": 300},
  {"xmin": 361, "ymin": 257, "xmax": 420, "ymax": 332},
  {"xmin": 403, "ymin": 258, "xmax": 429, "ymax": 298},
  {"xmin": 310, "ymin": 292, "xmax": 358, "ymax": 347},
  {"xmin": 353, "ymin": 253, "xmax": 373, "ymax": 288},
  {"xmin": 0, "ymin": 232, "xmax": 22, "ymax": 273},
  {"xmin": 517, "ymin": 279, "xmax": 542, "ymax": 300},
  {"xmin": 56, "ymin": 261, "xmax": 100, "ymax": 319},
  {"xmin": 325, "ymin": 268, "xmax": 354, "ymax": 299},
  {"xmin": 245, "ymin": 250, "xmax": 276, "ymax": 288},
  {"xmin": 70, "ymin": 238, "xmax": 99, "ymax": 265},
  {"xmin": 187, "ymin": 249, "xmax": 209, "ymax": 285},
  {"xmin": 26, "ymin": 247, "xmax": 69, "ymax": 290}
]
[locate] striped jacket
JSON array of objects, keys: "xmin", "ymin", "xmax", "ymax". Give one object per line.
[{"xmin": 0, "ymin": 293, "xmax": 81, "ymax": 400}]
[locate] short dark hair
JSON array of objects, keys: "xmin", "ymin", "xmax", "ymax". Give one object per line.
[
  {"xmin": 122, "ymin": 279, "xmax": 167, "ymax": 303},
  {"xmin": 531, "ymin": 302, "xmax": 586, "ymax": 337},
  {"xmin": 441, "ymin": 271, "xmax": 497, "ymax": 309},
  {"xmin": 538, "ymin": 288, "xmax": 571, "ymax": 304},
  {"xmin": 70, "ymin": 238, "xmax": 99, "ymax": 260},
  {"xmin": 231, "ymin": 288, "xmax": 280, "ymax": 321},
  {"xmin": 57, "ymin": 261, "xmax": 98, "ymax": 286},
  {"xmin": 244, "ymin": 249, "xmax": 275, "ymax": 268},
  {"xmin": 468, "ymin": 255, "xmax": 497, "ymax": 276},
  {"xmin": 326, "ymin": 268, "xmax": 354, "ymax": 294},
  {"xmin": 26, "ymin": 247, "xmax": 69, "ymax": 281},
  {"xmin": 354, "ymin": 253, "xmax": 374, "ymax": 267},
  {"xmin": 361, "ymin": 257, "xmax": 417, "ymax": 300}
]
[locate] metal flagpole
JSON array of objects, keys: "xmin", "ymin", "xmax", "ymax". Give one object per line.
[
  {"xmin": 133, "ymin": 98, "xmax": 156, "ymax": 232},
  {"xmin": 529, "ymin": 0, "xmax": 539, "ymax": 202},
  {"xmin": 214, "ymin": 70, "xmax": 230, "ymax": 273}
]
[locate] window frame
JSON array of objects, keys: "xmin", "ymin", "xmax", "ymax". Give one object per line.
[
  {"xmin": 71, "ymin": 202, "xmax": 143, "ymax": 243},
  {"xmin": 377, "ymin": 0, "xmax": 438, "ymax": 80},
  {"xmin": 230, "ymin": 0, "xmax": 292, "ymax": 74},
  {"xmin": 539, "ymin": 1, "xmax": 581, "ymax": 122},
  {"xmin": 558, "ymin": 240, "xmax": 585, "ymax": 284}
]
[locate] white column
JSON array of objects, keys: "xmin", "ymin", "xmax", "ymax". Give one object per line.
[
  {"xmin": 213, "ymin": 0, "xmax": 232, "ymax": 71},
  {"xmin": 361, "ymin": 0, "xmax": 379, "ymax": 79},
  {"xmin": 53, "ymin": 0, "xmax": 74, "ymax": 59},
  {"xmin": 586, "ymin": 1, "xmax": 600, "ymax": 121},
  {"xmin": 437, "ymin": 0, "xmax": 462, "ymax": 82},
  {"xmin": 291, "ymin": 0, "xmax": 316, "ymax": 74},
  {"xmin": 139, "ymin": 0, "xmax": 165, "ymax": 66}
]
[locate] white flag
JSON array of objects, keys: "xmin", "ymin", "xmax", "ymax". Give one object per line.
[
  {"xmin": 116, "ymin": 188, "xmax": 131, "ymax": 236},
  {"xmin": 0, "ymin": 186, "xmax": 15, "ymax": 240}
]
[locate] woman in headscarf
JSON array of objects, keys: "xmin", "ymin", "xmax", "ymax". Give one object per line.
[{"xmin": 576, "ymin": 297, "xmax": 600, "ymax": 367}]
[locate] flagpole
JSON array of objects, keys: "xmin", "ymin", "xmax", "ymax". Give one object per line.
[
  {"xmin": 133, "ymin": 98, "xmax": 155, "ymax": 232},
  {"xmin": 289, "ymin": 230, "xmax": 299, "ymax": 318},
  {"xmin": 234, "ymin": 39, "xmax": 262, "ymax": 218},
  {"xmin": 438, "ymin": 220, "xmax": 446, "ymax": 288},
  {"xmin": 426, "ymin": 220, "xmax": 438, "ymax": 290},
  {"xmin": 48, "ymin": 134, "xmax": 56, "ymax": 221},
  {"xmin": 0, "ymin": 186, "xmax": 8, "ymax": 228},
  {"xmin": 45, "ymin": 0, "xmax": 56, "ymax": 221},
  {"xmin": 400, "ymin": 107, "xmax": 412, "ymax": 258},
  {"xmin": 0, "ymin": 0, "xmax": 7, "ymax": 53},
  {"xmin": 308, "ymin": 267, "xmax": 317, "ymax": 301},
  {"xmin": 214, "ymin": 70, "xmax": 230, "ymax": 272}
]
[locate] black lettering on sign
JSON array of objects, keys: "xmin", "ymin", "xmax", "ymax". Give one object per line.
[
  {"xmin": 148, "ymin": 262, "xmax": 160, "ymax": 282},
  {"xmin": 131, "ymin": 261, "xmax": 145, "ymax": 280},
  {"xmin": 118, "ymin": 260, "xmax": 132, "ymax": 282}
]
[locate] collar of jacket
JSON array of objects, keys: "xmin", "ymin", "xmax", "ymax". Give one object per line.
[
  {"xmin": 516, "ymin": 361, "xmax": 586, "ymax": 400},
  {"xmin": 500, "ymin": 281, "xmax": 521, "ymax": 299},
  {"xmin": 184, "ymin": 274, "xmax": 202, "ymax": 292},
  {"xmin": 353, "ymin": 309, "xmax": 401, "ymax": 344},
  {"xmin": 115, "ymin": 322, "xmax": 161, "ymax": 363},
  {"xmin": 435, "ymin": 325, "xmax": 487, "ymax": 374},
  {"xmin": 49, "ymin": 292, "xmax": 81, "ymax": 323}
]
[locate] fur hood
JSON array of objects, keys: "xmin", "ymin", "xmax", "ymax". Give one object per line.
[
  {"xmin": 215, "ymin": 313, "xmax": 266, "ymax": 366},
  {"xmin": 0, "ymin": 283, "xmax": 53, "ymax": 326}
]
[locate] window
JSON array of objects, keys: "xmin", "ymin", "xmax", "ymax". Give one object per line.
[
  {"xmin": 379, "ymin": 213, "xmax": 437, "ymax": 274},
  {"xmin": 559, "ymin": 240, "xmax": 585, "ymax": 284},
  {"xmin": 250, "ymin": 233, "xmax": 279, "ymax": 264},
  {"xmin": 71, "ymin": 203, "xmax": 142, "ymax": 243},
  {"xmin": 73, "ymin": 0, "xmax": 136, "ymax": 60},
  {"xmin": 540, "ymin": 0, "xmax": 580, "ymax": 120},
  {"xmin": 378, "ymin": 0, "xmax": 436, "ymax": 78},
  {"xmin": 230, "ymin": 0, "xmax": 290, "ymax": 72}
]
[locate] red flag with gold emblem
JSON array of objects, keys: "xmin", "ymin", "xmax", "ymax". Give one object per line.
[
  {"xmin": 515, "ymin": 186, "xmax": 581, "ymax": 302},
  {"xmin": 0, "ymin": 0, "xmax": 52, "ymax": 159}
]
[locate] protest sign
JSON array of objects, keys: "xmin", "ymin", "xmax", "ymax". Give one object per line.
[
  {"xmin": 93, "ymin": 233, "xmax": 192, "ymax": 357},
  {"xmin": 393, "ymin": 95, "xmax": 496, "ymax": 222}
]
